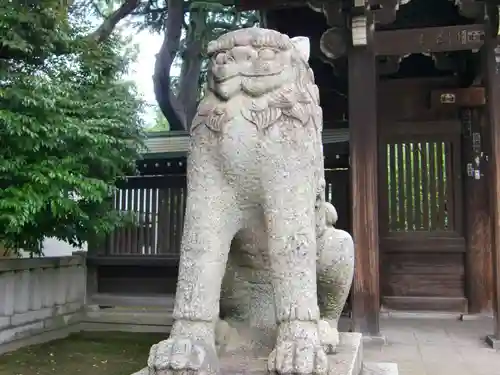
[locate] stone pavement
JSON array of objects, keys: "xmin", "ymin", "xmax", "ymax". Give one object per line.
[{"xmin": 363, "ymin": 315, "xmax": 500, "ymax": 375}]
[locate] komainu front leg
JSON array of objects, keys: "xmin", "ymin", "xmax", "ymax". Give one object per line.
[
  {"xmin": 265, "ymin": 183, "xmax": 328, "ymax": 375},
  {"xmin": 147, "ymin": 182, "xmax": 240, "ymax": 375},
  {"xmin": 317, "ymin": 203, "xmax": 355, "ymax": 353}
]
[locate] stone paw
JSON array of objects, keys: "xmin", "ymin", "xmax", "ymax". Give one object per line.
[
  {"xmin": 268, "ymin": 322, "xmax": 328, "ymax": 375},
  {"xmin": 267, "ymin": 340, "xmax": 328, "ymax": 375},
  {"xmin": 318, "ymin": 320, "xmax": 339, "ymax": 354},
  {"xmin": 147, "ymin": 337, "xmax": 219, "ymax": 375}
]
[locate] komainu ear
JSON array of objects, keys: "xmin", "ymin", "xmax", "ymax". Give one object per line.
[{"xmin": 291, "ymin": 36, "xmax": 310, "ymax": 62}]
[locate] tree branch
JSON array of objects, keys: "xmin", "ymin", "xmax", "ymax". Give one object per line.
[
  {"xmin": 153, "ymin": 0, "xmax": 186, "ymax": 131},
  {"xmin": 89, "ymin": 0, "xmax": 142, "ymax": 43},
  {"xmin": 178, "ymin": 9, "xmax": 205, "ymax": 125}
]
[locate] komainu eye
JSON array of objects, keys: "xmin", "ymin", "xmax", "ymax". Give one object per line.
[
  {"xmin": 258, "ymin": 48, "xmax": 276, "ymax": 60},
  {"xmin": 215, "ymin": 52, "xmax": 228, "ymax": 65}
]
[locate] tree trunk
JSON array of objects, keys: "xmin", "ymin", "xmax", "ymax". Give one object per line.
[
  {"xmin": 178, "ymin": 8, "xmax": 206, "ymax": 126},
  {"xmin": 153, "ymin": 0, "xmax": 186, "ymax": 131}
]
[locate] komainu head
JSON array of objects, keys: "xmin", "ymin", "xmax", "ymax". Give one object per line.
[{"xmin": 206, "ymin": 27, "xmax": 314, "ymax": 100}]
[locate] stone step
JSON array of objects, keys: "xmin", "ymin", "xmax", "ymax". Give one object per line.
[{"xmin": 363, "ymin": 362, "xmax": 399, "ymax": 375}]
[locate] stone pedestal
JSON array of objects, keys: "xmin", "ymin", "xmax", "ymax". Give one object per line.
[
  {"xmin": 485, "ymin": 334, "xmax": 500, "ymax": 350},
  {"xmin": 132, "ymin": 332, "xmax": 363, "ymax": 375}
]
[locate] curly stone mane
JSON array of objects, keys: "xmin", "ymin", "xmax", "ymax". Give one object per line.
[{"xmin": 191, "ymin": 27, "xmax": 322, "ymax": 134}]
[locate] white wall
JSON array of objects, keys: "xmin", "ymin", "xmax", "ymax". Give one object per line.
[
  {"xmin": 19, "ymin": 238, "xmax": 87, "ymax": 258},
  {"xmin": 42, "ymin": 238, "xmax": 87, "ymax": 257}
]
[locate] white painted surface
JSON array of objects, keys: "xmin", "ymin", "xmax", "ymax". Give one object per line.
[
  {"xmin": 18, "ymin": 238, "xmax": 87, "ymax": 258},
  {"xmin": 41, "ymin": 238, "xmax": 87, "ymax": 257}
]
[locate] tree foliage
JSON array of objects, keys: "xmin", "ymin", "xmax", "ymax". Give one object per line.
[
  {"xmin": 0, "ymin": 0, "xmax": 145, "ymax": 255},
  {"xmin": 76, "ymin": 0, "xmax": 259, "ymax": 131},
  {"xmin": 153, "ymin": 0, "xmax": 259, "ymax": 131},
  {"xmin": 148, "ymin": 106, "xmax": 170, "ymax": 132}
]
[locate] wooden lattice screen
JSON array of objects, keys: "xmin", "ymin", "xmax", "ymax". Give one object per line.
[
  {"xmin": 105, "ymin": 175, "xmax": 186, "ymax": 256},
  {"xmin": 103, "ymin": 169, "xmax": 351, "ymax": 256},
  {"xmin": 385, "ymin": 141, "xmax": 455, "ymax": 232}
]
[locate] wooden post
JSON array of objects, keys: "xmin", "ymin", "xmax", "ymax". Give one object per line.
[
  {"xmin": 462, "ymin": 108, "xmax": 492, "ymax": 314},
  {"xmin": 484, "ymin": 13, "xmax": 500, "ymax": 348},
  {"xmin": 349, "ymin": 16, "xmax": 380, "ymax": 336}
]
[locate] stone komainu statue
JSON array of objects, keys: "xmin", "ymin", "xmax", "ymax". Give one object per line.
[{"xmin": 147, "ymin": 28, "xmax": 355, "ymax": 375}]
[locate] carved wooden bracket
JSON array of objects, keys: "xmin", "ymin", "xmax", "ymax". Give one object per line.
[
  {"xmin": 308, "ymin": 0, "xmax": 345, "ymax": 27},
  {"xmin": 377, "ymin": 55, "xmax": 401, "ymax": 75},
  {"xmin": 451, "ymin": 0, "xmax": 483, "ymax": 20},
  {"xmin": 310, "ymin": 0, "xmax": 348, "ymax": 60},
  {"xmin": 320, "ymin": 27, "xmax": 347, "ymax": 60},
  {"xmin": 312, "ymin": 0, "xmax": 485, "ymax": 72},
  {"xmin": 376, "ymin": 52, "xmax": 455, "ymax": 75},
  {"xmin": 370, "ymin": 0, "xmax": 483, "ymax": 25},
  {"xmin": 370, "ymin": 0, "xmax": 409, "ymax": 25}
]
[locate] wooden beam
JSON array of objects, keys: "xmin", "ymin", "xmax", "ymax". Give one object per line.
[
  {"xmin": 461, "ymin": 108, "xmax": 493, "ymax": 314},
  {"xmin": 374, "ymin": 24, "xmax": 485, "ymax": 56},
  {"xmin": 484, "ymin": 18, "xmax": 500, "ymax": 349},
  {"xmin": 235, "ymin": 0, "xmax": 306, "ymax": 11},
  {"xmin": 349, "ymin": 16, "xmax": 380, "ymax": 336}
]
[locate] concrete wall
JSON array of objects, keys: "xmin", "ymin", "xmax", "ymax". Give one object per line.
[
  {"xmin": 0, "ymin": 255, "xmax": 86, "ymax": 354},
  {"xmin": 0, "ymin": 254, "xmax": 175, "ymax": 354}
]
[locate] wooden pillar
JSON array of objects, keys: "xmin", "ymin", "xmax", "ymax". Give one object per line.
[
  {"xmin": 484, "ymin": 11, "xmax": 500, "ymax": 348},
  {"xmin": 462, "ymin": 108, "xmax": 493, "ymax": 314},
  {"xmin": 349, "ymin": 16, "xmax": 380, "ymax": 336}
]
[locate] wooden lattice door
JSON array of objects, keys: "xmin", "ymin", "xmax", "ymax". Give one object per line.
[{"xmin": 378, "ymin": 121, "xmax": 466, "ymax": 312}]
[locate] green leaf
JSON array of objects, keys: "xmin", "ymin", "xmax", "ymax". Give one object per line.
[{"xmin": 0, "ymin": 0, "xmax": 146, "ymax": 256}]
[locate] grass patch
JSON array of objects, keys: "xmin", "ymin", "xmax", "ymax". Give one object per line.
[{"xmin": 0, "ymin": 332, "xmax": 166, "ymax": 375}]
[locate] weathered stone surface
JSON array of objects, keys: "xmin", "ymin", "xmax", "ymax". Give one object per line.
[
  {"xmin": 362, "ymin": 362, "xmax": 399, "ymax": 375},
  {"xmin": 14, "ymin": 270, "xmax": 31, "ymax": 314},
  {"xmin": 485, "ymin": 334, "xmax": 500, "ymax": 350},
  {"xmin": 10, "ymin": 308, "xmax": 53, "ymax": 327},
  {"xmin": 133, "ymin": 333, "xmax": 362, "ymax": 375},
  {"xmin": 146, "ymin": 27, "xmax": 355, "ymax": 375},
  {"xmin": 0, "ymin": 317, "xmax": 10, "ymax": 330},
  {"xmin": 0, "ymin": 321, "xmax": 45, "ymax": 344},
  {"xmin": 0, "ymin": 258, "xmax": 86, "ymax": 354},
  {"xmin": 219, "ymin": 332, "xmax": 362, "ymax": 375},
  {"xmin": 0, "ymin": 271, "xmax": 15, "ymax": 316}
]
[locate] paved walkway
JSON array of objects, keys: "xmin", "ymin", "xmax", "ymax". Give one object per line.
[{"xmin": 363, "ymin": 315, "xmax": 500, "ymax": 375}]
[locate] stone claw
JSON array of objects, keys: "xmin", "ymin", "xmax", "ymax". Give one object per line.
[
  {"xmin": 147, "ymin": 337, "xmax": 218, "ymax": 375},
  {"xmin": 268, "ymin": 322, "xmax": 328, "ymax": 375},
  {"xmin": 267, "ymin": 341, "xmax": 328, "ymax": 375},
  {"xmin": 318, "ymin": 320, "xmax": 339, "ymax": 354}
]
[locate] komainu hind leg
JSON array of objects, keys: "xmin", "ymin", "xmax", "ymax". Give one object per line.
[
  {"xmin": 147, "ymin": 177, "xmax": 241, "ymax": 375},
  {"xmin": 317, "ymin": 202, "xmax": 355, "ymax": 353}
]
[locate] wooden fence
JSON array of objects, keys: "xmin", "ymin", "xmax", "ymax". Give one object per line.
[
  {"xmin": 105, "ymin": 174, "xmax": 186, "ymax": 257},
  {"xmin": 87, "ymin": 168, "xmax": 351, "ymax": 306},
  {"xmin": 384, "ymin": 140, "xmax": 457, "ymax": 233},
  {"xmin": 386, "ymin": 141, "xmax": 449, "ymax": 232},
  {"xmin": 101, "ymin": 170, "xmax": 350, "ymax": 258}
]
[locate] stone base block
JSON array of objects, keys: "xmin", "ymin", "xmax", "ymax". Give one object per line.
[
  {"xmin": 131, "ymin": 332, "xmax": 362, "ymax": 375},
  {"xmin": 485, "ymin": 334, "xmax": 500, "ymax": 350},
  {"xmin": 363, "ymin": 362, "xmax": 398, "ymax": 375}
]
